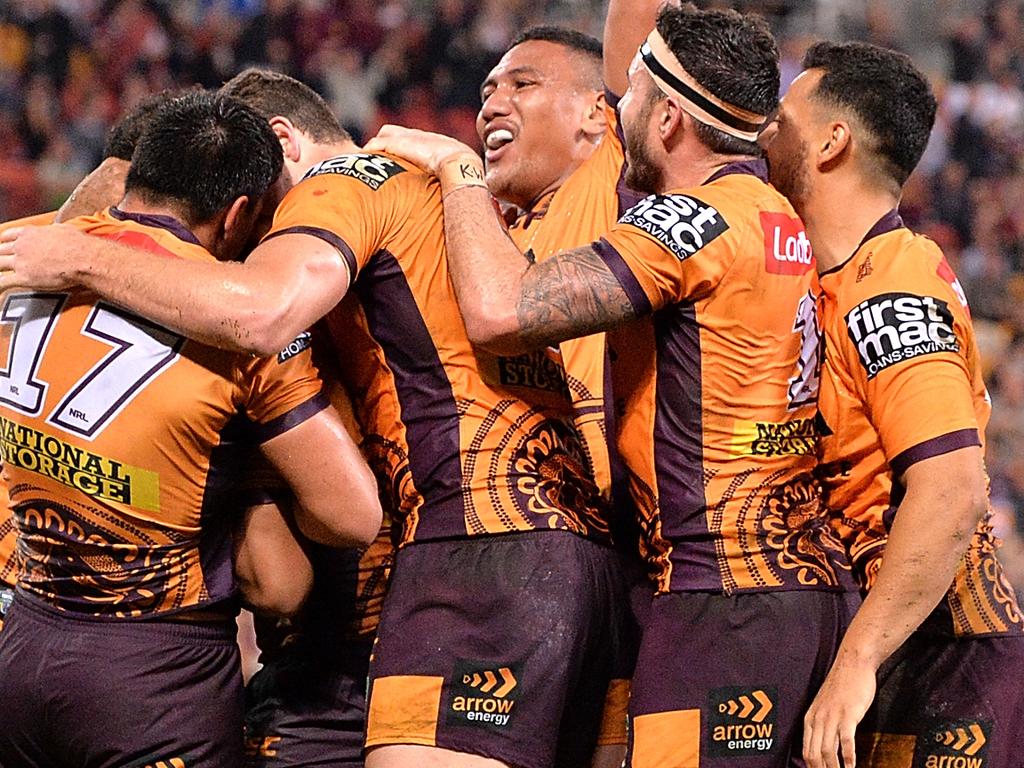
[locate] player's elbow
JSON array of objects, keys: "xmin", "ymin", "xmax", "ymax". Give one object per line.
[
  {"xmin": 235, "ymin": 546, "xmax": 313, "ymax": 618},
  {"xmin": 294, "ymin": 492, "xmax": 383, "ymax": 550},
  {"xmin": 240, "ymin": 312, "xmax": 306, "ymax": 358},
  {"xmin": 461, "ymin": 304, "xmax": 531, "ymax": 355}
]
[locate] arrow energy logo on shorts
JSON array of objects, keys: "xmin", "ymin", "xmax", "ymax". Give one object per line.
[
  {"xmin": 446, "ymin": 659, "xmax": 521, "ymax": 731},
  {"xmin": 708, "ymin": 686, "xmax": 777, "ymax": 758},
  {"xmin": 916, "ymin": 720, "xmax": 991, "ymax": 768}
]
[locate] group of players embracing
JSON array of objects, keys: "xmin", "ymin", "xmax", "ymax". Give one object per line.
[{"xmin": 0, "ymin": 1, "xmax": 1020, "ymax": 767}]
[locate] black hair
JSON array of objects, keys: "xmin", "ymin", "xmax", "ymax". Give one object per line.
[
  {"xmin": 125, "ymin": 91, "xmax": 284, "ymax": 225},
  {"xmin": 507, "ymin": 26, "xmax": 603, "ymax": 90},
  {"xmin": 655, "ymin": 3, "xmax": 779, "ymax": 156},
  {"xmin": 802, "ymin": 41, "xmax": 937, "ymax": 186},
  {"xmin": 220, "ymin": 67, "xmax": 351, "ymax": 144},
  {"xmin": 103, "ymin": 89, "xmax": 188, "ymax": 161}
]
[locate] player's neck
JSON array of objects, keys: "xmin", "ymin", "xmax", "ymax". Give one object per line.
[
  {"xmin": 116, "ymin": 193, "xmax": 192, "ymax": 231},
  {"xmin": 658, "ymin": 150, "xmax": 755, "ymax": 193},
  {"xmin": 803, "ymin": 176, "xmax": 899, "ymax": 273},
  {"xmin": 521, "ymin": 142, "xmax": 600, "ymax": 212},
  {"xmin": 293, "ymin": 140, "xmax": 361, "ymax": 179}
]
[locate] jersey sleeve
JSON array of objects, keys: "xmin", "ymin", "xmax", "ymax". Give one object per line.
[
  {"xmin": 841, "ymin": 265, "xmax": 981, "ymax": 475},
  {"xmin": 593, "ymin": 191, "xmax": 737, "ymax": 314},
  {"xmin": 264, "ymin": 153, "xmax": 411, "ymax": 283},
  {"xmin": 236, "ymin": 332, "xmax": 329, "ymax": 445}
]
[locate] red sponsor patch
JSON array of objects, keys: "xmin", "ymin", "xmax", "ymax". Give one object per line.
[
  {"xmin": 936, "ymin": 256, "xmax": 970, "ymax": 315},
  {"xmin": 760, "ymin": 212, "xmax": 814, "ymax": 275}
]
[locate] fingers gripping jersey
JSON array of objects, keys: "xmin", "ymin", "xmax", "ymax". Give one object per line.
[
  {"xmin": 596, "ymin": 162, "xmax": 853, "ymax": 595},
  {"xmin": 506, "ymin": 93, "xmax": 645, "ymax": 511},
  {"xmin": 818, "ymin": 214, "xmax": 1024, "ymax": 637},
  {"xmin": 0, "ymin": 209, "xmax": 327, "ymax": 619},
  {"xmin": 266, "ymin": 153, "xmax": 607, "ymax": 546},
  {"xmin": 0, "ymin": 211, "xmax": 57, "ymax": 590}
]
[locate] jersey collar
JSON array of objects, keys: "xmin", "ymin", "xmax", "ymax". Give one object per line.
[
  {"xmin": 109, "ymin": 207, "xmax": 202, "ymax": 246},
  {"xmin": 819, "ymin": 208, "xmax": 905, "ymax": 278}
]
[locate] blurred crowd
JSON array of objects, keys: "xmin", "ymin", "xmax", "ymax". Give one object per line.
[{"xmin": 3, "ymin": 0, "xmax": 1024, "ymax": 587}]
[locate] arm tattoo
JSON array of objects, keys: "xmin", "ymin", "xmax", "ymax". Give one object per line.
[{"xmin": 516, "ymin": 246, "xmax": 638, "ymax": 348}]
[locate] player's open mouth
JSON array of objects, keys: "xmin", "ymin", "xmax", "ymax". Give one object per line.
[{"xmin": 484, "ymin": 128, "xmax": 514, "ymax": 162}]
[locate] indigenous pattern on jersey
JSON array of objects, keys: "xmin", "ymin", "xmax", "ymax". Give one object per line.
[
  {"xmin": 0, "ymin": 208, "xmax": 326, "ymax": 619},
  {"xmin": 818, "ymin": 212, "xmax": 1024, "ymax": 637},
  {"xmin": 266, "ymin": 153, "xmax": 606, "ymax": 547},
  {"xmin": 505, "ymin": 93, "xmax": 644, "ymax": 510},
  {"xmin": 596, "ymin": 161, "xmax": 853, "ymax": 594},
  {"xmin": 0, "ymin": 211, "xmax": 57, "ymax": 589}
]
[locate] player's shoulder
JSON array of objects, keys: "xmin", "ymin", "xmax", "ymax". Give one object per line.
[{"xmin": 835, "ymin": 224, "xmax": 961, "ymax": 309}]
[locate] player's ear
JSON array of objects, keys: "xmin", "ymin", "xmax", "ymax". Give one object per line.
[
  {"xmin": 269, "ymin": 116, "xmax": 302, "ymax": 164},
  {"xmin": 661, "ymin": 98, "xmax": 685, "ymax": 145},
  {"xmin": 817, "ymin": 120, "xmax": 851, "ymax": 168},
  {"xmin": 580, "ymin": 90, "xmax": 608, "ymax": 141},
  {"xmin": 222, "ymin": 195, "xmax": 252, "ymax": 240}
]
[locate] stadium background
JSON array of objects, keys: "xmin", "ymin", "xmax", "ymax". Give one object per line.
[{"xmin": 1, "ymin": 0, "xmax": 1023, "ymax": 598}]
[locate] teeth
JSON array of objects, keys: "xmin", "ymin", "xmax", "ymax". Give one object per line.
[{"xmin": 485, "ymin": 129, "xmax": 514, "ymax": 149}]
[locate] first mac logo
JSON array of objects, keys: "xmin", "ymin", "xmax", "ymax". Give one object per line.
[{"xmin": 846, "ymin": 292, "xmax": 959, "ymax": 379}]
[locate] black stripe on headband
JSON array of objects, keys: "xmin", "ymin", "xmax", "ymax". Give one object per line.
[{"xmin": 640, "ymin": 43, "xmax": 762, "ymax": 135}]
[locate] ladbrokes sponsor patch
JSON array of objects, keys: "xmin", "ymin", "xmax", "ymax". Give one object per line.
[
  {"xmin": 708, "ymin": 686, "xmax": 777, "ymax": 758},
  {"xmin": 445, "ymin": 659, "xmax": 521, "ymax": 731},
  {"xmin": 620, "ymin": 193, "xmax": 728, "ymax": 260},
  {"xmin": 914, "ymin": 718, "xmax": 992, "ymax": 768},
  {"xmin": 845, "ymin": 292, "xmax": 959, "ymax": 379},
  {"xmin": 760, "ymin": 212, "xmax": 813, "ymax": 275},
  {"xmin": 303, "ymin": 153, "xmax": 406, "ymax": 190}
]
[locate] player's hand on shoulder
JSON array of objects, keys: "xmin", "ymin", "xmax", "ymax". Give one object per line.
[
  {"xmin": 803, "ymin": 651, "xmax": 876, "ymax": 768},
  {"xmin": 366, "ymin": 124, "xmax": 476, "ymax": 176},
  {"xmin": 0, "ymin": 223, "xmax": 79, "ymax": 291}
]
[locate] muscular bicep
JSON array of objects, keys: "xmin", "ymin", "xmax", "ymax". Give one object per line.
[
  {"xmin": 258, "ymin": 407, "xmax": 382, "ymax": 549},
  {"xmin": 237, "ymin": 232, "xmax": 352, "ymax": 355},
  {"xmin": 512, "ymin": 245, "xmax": 638, "ymax": 351}
]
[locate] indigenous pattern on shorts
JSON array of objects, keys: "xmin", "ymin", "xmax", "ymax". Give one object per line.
[
  {"xmin": 818, "ymin": 215, "xmax": 1024, "ymax": 637},
  {"xmin": 0, "ymin": 209, "xmax": 326, "ymax": 618},
  {"xmin": 267, "ymin": 153, "xmax": 607, "ymax": 546},
  {"xmin": 597, "ymin": 161, "xmax": 854, "ymax": 594}
]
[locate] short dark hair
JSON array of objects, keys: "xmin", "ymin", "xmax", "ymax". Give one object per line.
[
  {"xmin": 802, "ymin": 41, "xmax": 937, "ymax": 186},
  {"xmin": 220, "ymin": 68, "xmax": 350, "ymax": 144},
  {"xmin": 103, "ymin": 90, "xmax": 188, "ymax": 161},
  {"xmin": 125, "ymin": 91, "xmax": 283, "ymax": 224},
  {"xmin": 656, "ymin": 4, "xmax": 779, "ymax": 156},
  {"xmin": 507, "ymin": 26, "xmax": 603, "ymax": 90}
]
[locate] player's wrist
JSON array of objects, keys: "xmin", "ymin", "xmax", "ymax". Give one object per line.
[{"xmin": 436, "ymin": 152, "xmax": 487, "ymax": 195}]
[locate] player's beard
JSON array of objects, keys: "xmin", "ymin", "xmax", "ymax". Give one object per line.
[
  {"xmin": 623, "ymin": 98, "xmax": 662, "ymax": 195},
  {"xmin": 768, "ymin": 138, "xmax": 812, "ymax": 214}
]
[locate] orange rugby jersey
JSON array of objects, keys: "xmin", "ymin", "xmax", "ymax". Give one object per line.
[
  {"xmin": 819, "ymin": 212, "xmax": 1024, "ymax": 637},
  {"xmin": 0, "ymin": 208, "xmax": 327, "ymax": 619},
  {"xmin": 265, "ymin": 152, "xmax": 606, "ymax": 546},
  {"xmin": 506, "ymin": 92, "xmax": 645, "ymax": 528},
  {"xmin": 596, "ymin": 161, "xmax": 853, "ymax": 594},
  {"xmin": 0, "ymin": 210, "xmax": 57, "ymax": 591}
]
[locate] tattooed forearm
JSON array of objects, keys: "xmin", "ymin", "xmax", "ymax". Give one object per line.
[{"xmin": 516, "ymin": 246, "xmax": 638, "ymax": 348}]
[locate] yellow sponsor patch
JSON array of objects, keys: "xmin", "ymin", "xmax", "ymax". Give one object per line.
[
  {"xmin": 0, "ymin": 416, "xmax": 159, "ymax": 511},
  {"xmin": 730, "ymin": 418, "xmax": 816, "ymax": 457}
]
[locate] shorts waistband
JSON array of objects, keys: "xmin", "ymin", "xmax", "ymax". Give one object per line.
[{"xmin": 10, "ymin": 591, "xmax": 237, "ymax": 643}]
